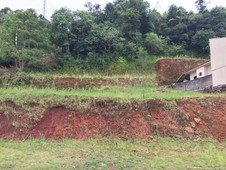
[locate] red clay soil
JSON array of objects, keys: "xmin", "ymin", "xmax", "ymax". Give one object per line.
[
  {"xmin": 156, "ymin": 58, "xmax": 207, "ymax": 85},
  {"xmin": 0, "ymin": 97, "xmax": 226, "ymax": 141},
  {"xmin": 31, "ymin": 107, "xmax": 150, "ymax": 140},
  {"xmin": 0, "ymin": 114, "xmax": 14, "ymax": 138}
]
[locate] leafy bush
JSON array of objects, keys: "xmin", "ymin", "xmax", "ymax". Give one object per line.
[{"xmin": 144, "ymin": 32, "xmax": 167, "ymax": 55}]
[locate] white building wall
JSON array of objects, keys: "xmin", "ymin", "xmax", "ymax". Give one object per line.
[
  {"xmin": 212, "ymin": 67, "xmax": 226, "ymax": 86},
  {"xmin": 190, "ymin": 71, "xmax": 197, "ymax": 80},
  {"xmin": 205, "ymin": 65, "xmax": 212, "ymax": 75},
  {"xmin": 210, "ymin": 38, "xmax": 226, "ymax": 87},
  {"xmin": 196, "ymin": 67, "xmax": 205, "ymax": 78}
]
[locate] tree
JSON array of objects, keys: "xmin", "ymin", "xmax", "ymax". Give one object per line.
[
  {"xmin": 164, "ymin": 5, "xmax": 190, "ymax": 46},
  {"xmin": 111, "ymin": 0, "xmax": 151, "ymax": 42},
  {"xmin": 195, "ymin": 0, "xmax": 208, "ymax": 14},
  {"xmin": 144, "ymin": 32, "xmax": 167, "ymax": 55},
  {"xmin": 191, "ymin": 29, "xmax": 215, "ymax": 54},
  {"xmin": 1, "ymin": 9, "xmax": 52, "ymax": 69},
  {"xmin": 104, "ymin": 3, "xmax": 117, "ymax": 23},
  {"xmin": 51, "ymin": 8, "xmax": 73, "ymax": 54},
  {"xmin": 84, "ymin": 2, "xmax": 101, "ymax": 13},
  {"xmin": 70, "ymin": 10, "xmax": 95, "ymax": 58},
  {"xmin": 208, "ymin": 7, "xmax": 226, "ymax": 37},
  {"xmin": 0, "ymin": 7, "xmax": 12, "ymax": 18},
  {"xmin": 148, "ymin": 9, "xmax": 163, "ymax": 35},
  {"xmin": 0, "ymin": 26, "xmax": 13, "ymax": 66},
  {"xmin": 89, "ymin": 22, "xmax": 121, "ymax": 53}
]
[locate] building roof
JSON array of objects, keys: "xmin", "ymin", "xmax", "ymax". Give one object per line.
[{"xmin": 177, "ymin": 61, "xmax": 211, "ymax": 83}]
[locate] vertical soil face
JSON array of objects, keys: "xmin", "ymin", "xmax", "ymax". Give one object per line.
[
  {"xmin": 0, "ymin": 114, "xmax": 13, "ymax": 138},
  {"xmin": 32, "ymin": 107, "xmax": 69, "ymax": 139},
  {"xmin": 0, "ymin": 98, "xmax": 226, "ymax": 141},
  {"xmin": 177, "ymin": 98, "xmax": 226, "ymax": 141},
  {"xmin": 31, "ymin": 107, "xmax": 151, "ymax": 140},
  {"xmin": 146, "ymin": 100, "xmax": 183, "ymax": 137}
]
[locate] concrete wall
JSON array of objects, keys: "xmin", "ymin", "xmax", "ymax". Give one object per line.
[
  {"xmin": 210, "ymin": 38, "xmax": 226, "ymax": 87},
  {"xmin": 174, "ymin": 75, "xmax": 212, "ymax": 91}
]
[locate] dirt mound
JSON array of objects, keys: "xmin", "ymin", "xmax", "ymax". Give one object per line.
[
  {"xmin": 0, "ymin": 97, "xmax": 226, "ymax": 141},
  {"xmin": 156, "ymin": 58, "xmax": 207, "ymax": 85}
]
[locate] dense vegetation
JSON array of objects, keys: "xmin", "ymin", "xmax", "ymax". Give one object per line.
[{"xmin": 0, "ymin": 0, "xmax": 226, "ymax": 71}]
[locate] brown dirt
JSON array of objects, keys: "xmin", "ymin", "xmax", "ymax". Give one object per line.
[
  {"xmin": 156, "ymin": 58, "xmax": 207, "ymax": 85},
  {"xmin": 0, "ymin": 114, "xmax": 14, "ymax": 138},
  {"xmin": 0, "ymin": 97, "xmax": 226, "ymax": 141}
]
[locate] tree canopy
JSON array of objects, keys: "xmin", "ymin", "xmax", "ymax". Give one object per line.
[{"xmin": 0, "ymin": 0, "xmax": 226, "ymax": 71}]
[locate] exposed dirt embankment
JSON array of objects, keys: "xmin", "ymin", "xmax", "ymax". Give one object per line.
[
  {"xmin": 0, "ymin": 97, "xmax": 226, "ymax": 141},
  {"xmin": 156, "ymin": 58, "xmax": 207, "ymax": 85}
]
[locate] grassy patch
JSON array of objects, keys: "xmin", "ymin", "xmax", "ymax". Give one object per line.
[
  {"xmin": 0, "ymin": 85, "xmax": 212, "ymax": 101},
  {"xmin": 26, "ymin": 71, "xmax": 157, "ymax": 79},
  {"xmin": 0, "ymin": 137, "xmax": 225, "ymax": 170}
]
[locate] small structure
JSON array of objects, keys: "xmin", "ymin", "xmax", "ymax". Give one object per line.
[{"xmin": 173, "ymin": 37, "xmax": 226, "ymax": 91}]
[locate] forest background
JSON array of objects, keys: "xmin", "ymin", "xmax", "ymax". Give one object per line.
[{"xmin": 0, "ymin": 0, "xmax": 225, "ymax": 73}]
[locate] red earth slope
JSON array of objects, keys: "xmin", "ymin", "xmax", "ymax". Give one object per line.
[{"xmin": 0, "ymin": 97, "xmax": 226, "ymax": 141}]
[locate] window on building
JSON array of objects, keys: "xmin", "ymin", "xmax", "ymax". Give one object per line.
[
  {"xmin": 199, "ymin": 72, "xmax": 202, "ymax": 76},
  {"xmin": 194, "ymin": 76, "xmax": 197, "ymax": 79}
]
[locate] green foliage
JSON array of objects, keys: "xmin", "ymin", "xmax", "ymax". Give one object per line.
[
  {"xmin": 191, "ymin": 29, "xmax": 215, "ymax": 55},
  {"xmin": 0, "ymin": 9, "xmax": 52, "ymax": 70},
  {"xmin": 85, "ymin": 52, "xmax": 115, "ymax": 70},
  {"xmin": 1, "ymin": 1, "xmax": 226, "ymax": 71},
  {"xmin": 167, "ymin": 44, "xmax": 188, "ymax": 56},
  {"xmin": 0, "ymin": 85, "xmax": 212, "ymax": 100},
  {"xmin": 107, "ymin": 57, "xmax": 130, "ymax": 74},
  {"xmin": 195, "ymin": 0, "xmax": 208, "ymax": 14},
  {"xmin": 144, "ymin": 32, "xmax": 167, "ymax": 55}
]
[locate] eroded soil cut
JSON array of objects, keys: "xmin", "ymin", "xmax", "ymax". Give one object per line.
[{"xmin": 0, "ymin": 97, "xmax": 226, "ymax": 141}]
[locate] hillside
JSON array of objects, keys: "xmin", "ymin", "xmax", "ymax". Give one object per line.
[
  {"xmin": 0, "ymin": 58, "xmax": 225, "ymax": 142},
  {"xmin": 0, "ymin": 58, "xmax": 226, "ymax": 169}
]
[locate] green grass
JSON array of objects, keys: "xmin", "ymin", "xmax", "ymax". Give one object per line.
[
  {"xmin": 0, "ymin": 84, "xmax": 213, "ymax": 101},
  {"xmin": 0, "ymin": 137, "xmax": 225, "ymax": 170},
  {"xmin": 22, "ymin": 71, "xmax": 157, "ymax": 79}
]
